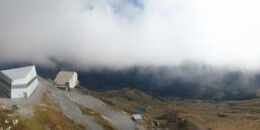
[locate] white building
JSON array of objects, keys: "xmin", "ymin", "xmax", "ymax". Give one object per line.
[
  {"xmin": 132, "ymin": 114, "xmax": 143, "ymax": 123},
  {"xmin": 0, "ymin": 65, "xmax": 39, "ymax": 98},
  {"xmin": 54, "ymin": 71, "xmax": 78, "ymax": 90}
]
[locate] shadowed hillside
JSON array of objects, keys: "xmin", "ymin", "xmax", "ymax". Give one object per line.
[{"xmin": 80, "ymin": 65, "xmax": 260, "ymax": 100}]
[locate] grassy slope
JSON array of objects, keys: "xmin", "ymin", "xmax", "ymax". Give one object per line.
[
  {"xmin": 76, "ymin": 103, "xmax": 117, "ymax": 130},
  {"xmin": 92, "ymin": 87, "xmax": 260, "ymax": 130},
  {"xmin": 92, "ymin": 87, "xmax": 189, "ymax": 129},
  {"xmin": 92, "ymin": 87, "xmax": 164, "ymax": 115}
]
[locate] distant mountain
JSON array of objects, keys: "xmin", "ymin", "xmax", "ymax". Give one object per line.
[{"xmin": 79, "ymin": 65, "xmax": 260, "ymax": 100}]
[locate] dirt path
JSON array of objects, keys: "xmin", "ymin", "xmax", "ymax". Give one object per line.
[
  {"xmin": 65, "ymin": 89, "xmax": 145, "ymax": 130},
  {"xmin": 43, "ymin": 80, "xmax": 103, "ymax": 130},
  {"xmin": 46, "ymin": 79, "xmax": 144, "ymax": 130}
]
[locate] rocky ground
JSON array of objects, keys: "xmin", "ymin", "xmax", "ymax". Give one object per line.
[{"xmin": 0, "ymin": 77, "xmax": 144, "ymax": 130}]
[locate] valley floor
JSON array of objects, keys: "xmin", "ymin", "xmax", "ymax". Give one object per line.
[{"xmin": 92, "ymin": 88, "xmax": 260, "ymax": 130}]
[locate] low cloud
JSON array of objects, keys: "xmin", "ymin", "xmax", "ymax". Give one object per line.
[{"xmin": 1, "ymin": 0, "xmax": 260, "ymax": 70}]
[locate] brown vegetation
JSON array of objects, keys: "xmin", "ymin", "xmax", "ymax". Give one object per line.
[
  {"xmin": 21, "ymin": 92, "xmax": 84, "ymax": 130},
  {"xmin": 93, "ymin": 87, "xmax": 260, "ymax": 130},
  {"xmin": 76, "ymin": 103, "xmax": 117, "ymax": 130}
]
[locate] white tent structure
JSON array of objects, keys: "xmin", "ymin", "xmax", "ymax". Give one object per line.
[
  {"xmin": 54, "ymin": 71, "xmax": 78, "ymax": 90},
  {"xmin": 0, "ymin": 65, "xmax": 38, "ymax": 98}
]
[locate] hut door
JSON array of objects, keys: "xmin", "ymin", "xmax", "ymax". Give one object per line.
[
  {"xmin": 65, "ymin": 82, "xmax": 70, "ymax": 91},
  {"xmin": 23, "ymin": 92, "xmax": 27, "ymax": 98}
]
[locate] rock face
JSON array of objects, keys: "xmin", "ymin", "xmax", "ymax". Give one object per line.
[{"xmin": 0, "ymin": 77, "xmax": 144, "ymax": 130}]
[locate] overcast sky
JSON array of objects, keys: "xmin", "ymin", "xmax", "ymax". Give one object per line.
[{"xmin": 1, "ymin": 0, "xmax": 260, "ymax": 70}]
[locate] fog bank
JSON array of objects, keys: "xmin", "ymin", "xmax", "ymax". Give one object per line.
[{"xmin": 1, "ymin": 0, "xmax": 260, "ymax": 70}]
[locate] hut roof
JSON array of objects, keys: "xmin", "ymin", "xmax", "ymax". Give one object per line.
[
  {"xmin": 54, "ymin": 71, "xmax": 76, "ymax": 85},
  {"xmin": 132, "ymin": 114, "xmax": 142, "ymax": 120},
  {"xmin": 0, "ymin": 66, "xmax": 35, "ymax": 81}
]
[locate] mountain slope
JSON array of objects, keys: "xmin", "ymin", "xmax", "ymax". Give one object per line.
[{"xmin": 0, "ymin": 77, "xmax": 144, "ymax": 130}]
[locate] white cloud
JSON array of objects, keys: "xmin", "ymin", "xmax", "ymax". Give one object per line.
[{"xmin": 0, "ymin": 0, "xmax": 260, "ymax": 69}]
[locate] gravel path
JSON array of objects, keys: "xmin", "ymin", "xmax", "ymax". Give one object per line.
[
  {"xmin": 48, "ymin": 84, "xmax": 103, "ymax": 130},
  {"xmin": 65, "ymin": 89, "xmax": 145, "ymax": 130}
]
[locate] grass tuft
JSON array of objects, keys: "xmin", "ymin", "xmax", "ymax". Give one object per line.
[{"xmin": 76, "ymin": 103, "xmax": 117, "ymax": 130}]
